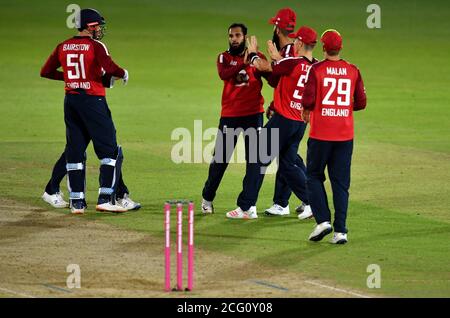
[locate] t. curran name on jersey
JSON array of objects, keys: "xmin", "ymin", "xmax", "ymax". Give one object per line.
[{"xmin": 62, "ymin": 44, "xmax": 90, "ymax": 51}]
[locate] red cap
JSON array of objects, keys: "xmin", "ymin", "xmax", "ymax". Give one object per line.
[
  {"xmin": 288, "ymin": 26, "xmax": 317, "ymax": 45},
  {"xmin": 321, "ymin": 29, "xmax": 343, "ymax": 52},
  {"xmin": 268, "ymin": 8, "xmax": 296, "ymax": 32}
]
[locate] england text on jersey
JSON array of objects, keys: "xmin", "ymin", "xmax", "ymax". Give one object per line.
[{"xmin": 321, "ymin": 108, "xmax": 350, "ymax": 117}]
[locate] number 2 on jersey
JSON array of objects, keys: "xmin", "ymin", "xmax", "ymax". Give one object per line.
[
  {"xmin": 67, "ymin": 54, "xmax": 86, "ymax": 80},
  {"xmin": 322, "ymin": 77, "xmax": 351, "ymax": 106}
]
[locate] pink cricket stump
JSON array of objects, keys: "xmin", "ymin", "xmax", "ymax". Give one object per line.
[
  {"xmin": 187, "ymin": 202, "xmax": 194, "ymax": 291},
  {"xmin": 176, "ymin": 203, "xmax": 183, "ymax": 291},
  {"xmin": 164, "ymin": 202, "xmax": 171, "ymax": 292}
]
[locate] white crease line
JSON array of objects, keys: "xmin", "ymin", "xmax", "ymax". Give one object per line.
[
  {"xmin": 0, "ymin": 287, "xmax": 36, "ymax": 298},
  {"xmin": 304, "ymin": 280, "xmax": 372, "ymax": 298}
]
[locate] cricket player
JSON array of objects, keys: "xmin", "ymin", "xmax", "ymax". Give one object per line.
[
  {"xmin": 266, "ymin": 7, "xmax": 297, "ymax": 94},
  {"xmin": 226, "ymin": 26, "xmax": 317, "ymax": 219},
  {"xmin": 264, "ymin": 8, "xmax": 314, "ymax": 219},
  {"xmin": 302, "ymin": 29, "xmax": 367, "ymax": 244},
  {"xmin": 42, "ymin": 70, "xmax": 140, "ymax": 211},
  {"xmin": 201, "ymin": 23, "xmax": 268, "ymax": 214},
  {"xmin": 40, "ymin": 8, "xmax": 130, "ymax": 214}
]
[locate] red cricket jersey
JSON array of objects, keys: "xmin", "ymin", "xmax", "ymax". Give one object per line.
[
  {"xmin": 271, "ymin": 56, "xmax": 317, "ymax": 121},
  {"xmin": 40, "ymin": 36, "xmax": 125, "ymax": 96},
  {"xmin": 217, "ymin": 51, "xmax": 266, "ymax": 117},
  {"xmin": 302, "ymin": 59, "xmax": 367, "ymax": 141}
]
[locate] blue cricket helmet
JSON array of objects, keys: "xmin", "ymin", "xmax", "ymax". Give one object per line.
[{"xmin": 78, "ymin": 8, "xmax": 105, "ymax": 30}]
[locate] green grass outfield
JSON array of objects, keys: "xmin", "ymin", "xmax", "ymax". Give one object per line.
[{"xmin": 0, "ymin": 0, "xmax": 449, "ymax": 297}]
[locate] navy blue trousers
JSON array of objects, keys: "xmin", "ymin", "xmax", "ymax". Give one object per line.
[
  {"xmin": 237, "ymin": 113, "xmax": 308, "ymax": 211},
  {"xmin": 306, "ymin": 138, "xmax": 353, "ymax": 233},
  {"xmin": 202, "ymin": 113, "xmax": 263, "ymax": 202},
  {"xmin": 272, "ymin": 154, "xmax": 307, "ymax": 207},
  {"xmin": 64, "ymin": 92, "xmax": 119, "ymax": 203},
  {"xmin": 44, "ymin": 148, "xmax": 129, "ymax": 198}
]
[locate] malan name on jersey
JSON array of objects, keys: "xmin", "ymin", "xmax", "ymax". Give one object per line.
[{"xmin": 326, "ymin": 67, "xmax": 347, "ymax": 76}]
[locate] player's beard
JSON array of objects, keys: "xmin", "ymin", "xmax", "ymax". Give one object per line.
[
  {"xmin": 272, "ymin": 31, "xmax": 280, "ymax": 50},
  {"xmin": 228, "ymin": 41, "xmax": 246, "ymax": 56},
  {"xmin": 92, "ymin": 25, "xmax": 106, "ymax": 40}
]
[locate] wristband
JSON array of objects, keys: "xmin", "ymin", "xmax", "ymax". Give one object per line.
[
  {"xmin": 248, "ymin": 52, "xmax": 259, "ymax": 64},
  {"xmin": 250, "ymin": 55, "xmax": 260, "ymax": 64}
]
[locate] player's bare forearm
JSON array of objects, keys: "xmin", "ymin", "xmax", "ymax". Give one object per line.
[
  {"xmin": 247, "ymin": 35, "xmax": 272, "ymax": 71},
  {"xmin": 253, "ymin": 58, "xmax": 272, "ymax": 72}
]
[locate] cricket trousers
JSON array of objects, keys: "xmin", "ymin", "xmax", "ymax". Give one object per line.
[
  {"xmin": 306, "ymin": 138, "xmax": 353, "ymax": 233},
  {"xmin": 237, "ymin": 113, "xmax": 308, "ymax": 211},
  {"xmin": 64, "ymin": 91, "xmax": 122, "ymax": 204},
  {"xmin": 202, "ymin": 113, "xmax": 263, "ymax": 202},
  {"xmin": 272, "ymin": 154, "xmax": 307, "ymax": 208},
  {"xmin": 44, "ymin": 148, "xmax": 129, "ymax": 198}
]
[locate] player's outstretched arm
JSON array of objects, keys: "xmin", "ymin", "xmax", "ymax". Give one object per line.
[{"xmin": 247, "ymin": 36, "xmax": 272, "ymax": 72}]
